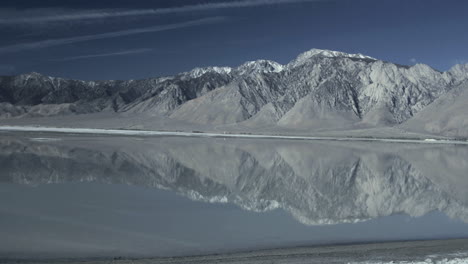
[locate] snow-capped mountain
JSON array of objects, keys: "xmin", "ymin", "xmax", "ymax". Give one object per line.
[
  {"xmin": 287, "ymin": 48, "xmax": 377, "ymax": 68},
  {"xmin": 1, "ymin": 48, "xmax": 468, "ymax": 137}
]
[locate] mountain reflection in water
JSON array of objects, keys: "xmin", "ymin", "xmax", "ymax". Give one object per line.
[{"xmin": 1, "ymin": 134, "xmax": 468, "ymax": 258}]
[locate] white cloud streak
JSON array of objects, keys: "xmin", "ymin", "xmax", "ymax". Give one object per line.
[
  {"xmin": 0, "ymin": 0, "xmax": 320, "ymax": 24},
  {"xmin": 52, "ymin": 48, "xmax": 153, "ymax": 61},
  {"xmin": 0, "ymin": 17, "xmax": 226, "ymax": 53}
]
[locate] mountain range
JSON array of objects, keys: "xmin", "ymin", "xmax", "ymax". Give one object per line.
[{"xmin": 1, "ymin": 48, "xmax": 468, "ymax": 137}]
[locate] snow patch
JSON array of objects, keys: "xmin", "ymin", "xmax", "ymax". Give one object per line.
[
  {"xmin": 186, "ymin": 66, "xmax": 233, "ymax": 78},
  {"xmin": 236, "ymin": 60, "xmax": 284, "ymax": 75},
  {"xmin": 289, "ymin": 48, "xmax": 377, "ymax": 68}
]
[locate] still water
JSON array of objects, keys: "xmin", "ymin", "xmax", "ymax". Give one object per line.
[{"xmin": 0, "ymin": 133, "xmax": 468, "ymax": 259}]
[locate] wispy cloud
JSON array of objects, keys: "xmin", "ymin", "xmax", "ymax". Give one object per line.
[
  {"xmin": 410, "ymin": 58, "xmax": 417, "ymax": 64},
  {"xmin": 0, "ymin": 0, "xmax": 320, "ymax": 25},
  {"xmin": 0, "ymin": 17, "xmax": 226, "ymax": 53},
  {"xmin": 52, "ymin": 48, "xmax": 153, "ymax": 62}
]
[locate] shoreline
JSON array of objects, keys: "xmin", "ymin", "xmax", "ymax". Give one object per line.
[
  {"xmin": 1, "ymin": 125, "xmax": 468, "ymax": 145},
  {"xmin": 2, "ymin": 238, "xmax": 468, "ymax": 264}
]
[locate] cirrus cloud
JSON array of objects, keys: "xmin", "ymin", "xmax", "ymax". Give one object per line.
[
  {"xmin": 51, "ymin": 48, "xmax": 153, "ymax": 62},
  {"xmin": 0, "ymin": 17, "xmax": 226, "ymax": 53},
  {"xmin": 0, "ymin": 0, "xmax": 322, "ymax": 25}
]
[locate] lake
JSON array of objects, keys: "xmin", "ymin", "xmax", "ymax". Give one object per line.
[{"xmin": 1, "ymin": 132, "xmax": 468, "ymax": 262}]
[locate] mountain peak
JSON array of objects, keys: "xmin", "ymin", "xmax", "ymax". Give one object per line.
[
  {"xmin": 15, "ymin": 72, "xmax": 47, "ymax": 82},
  {"xmin": 288, "ymin": 48, "xmax": 377, "ymax": 68},
  {"xmin": 19, "ymin": 72, "xmax": 43, "ymax": 77},
  {"xmin": 236, "ymin": 60, "xmax": 284, "ymax": 75},
  {"xmin": 449, "ymin": 63, "xmax": 468, "ymax": 73},
  {"xmin": 185, "ymin": 66, "xmax": 233, "ymax": 78},
  {"xmin": 448, "ymin": 63, "xmax": 468, "ymax": 80}
]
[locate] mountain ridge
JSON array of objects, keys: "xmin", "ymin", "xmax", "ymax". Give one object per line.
[{"xmin": 1, "ymin": 48, "xmax": 468, "ymax": 137}]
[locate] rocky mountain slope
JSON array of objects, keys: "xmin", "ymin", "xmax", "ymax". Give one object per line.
[
  {"xmin": 402, "ymin": 78, "xmax": 468, "ymax": 137},
  {"xmin": 1, "ymin": 49, "xmax": 467, "ymax": 136}
]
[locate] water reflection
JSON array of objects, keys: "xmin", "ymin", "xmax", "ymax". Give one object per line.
[{"xmin": 1, "ymin": 134, "xmax": 468, "ymax": 226}]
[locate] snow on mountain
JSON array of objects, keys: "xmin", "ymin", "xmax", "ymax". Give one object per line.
[
  {"xmin": 236, "ymin": 60, "xmax": 284, "ymax": 75},
  {"xmin": 287, "ymin": 48, "xmax": 377, "ymax": 68},
  {"xmin": 184, "ymin": 66, "xmax": 233, "ymax": 79},
  {"xmin": 447, "ymin": 63, "xmax": 468, "ymax": 82},
  {"xmin": 170, "ymin": 53, "xmax": 456, "ymax": 130},
  {"xmin": 1, "ymin": 49, "xmax": 468, "ymax": 137}
]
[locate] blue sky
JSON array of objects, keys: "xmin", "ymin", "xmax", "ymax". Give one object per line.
[{"xmin": 1, "ymin": 0, "xmax": 467, "ymax": 80}]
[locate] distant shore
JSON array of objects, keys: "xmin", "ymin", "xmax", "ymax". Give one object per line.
[
  {"xmin": 2, "ymin": 238, "xmax": 468, "ymax": 264},
  {"xmin": 1, "ymin": 125, "xmax": 468, "ymax": 145}
]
